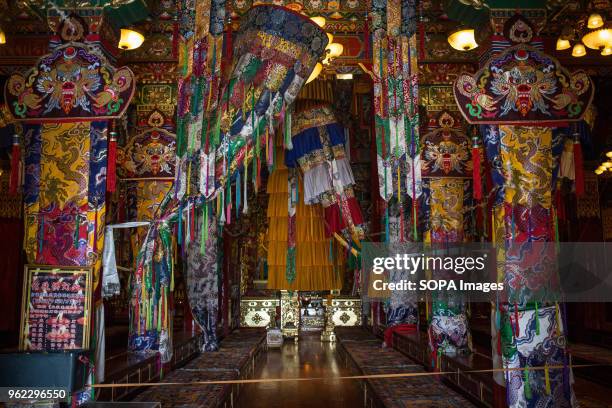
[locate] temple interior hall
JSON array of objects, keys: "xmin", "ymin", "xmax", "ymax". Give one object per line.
[{"xmin": 1, "ymin": 1, "xmax": 612, "ymax": 407}]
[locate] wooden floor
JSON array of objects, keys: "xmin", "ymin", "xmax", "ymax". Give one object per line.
[{"xmin": 236, "ymin": 333, "xmax": 363, "ymax": 408}]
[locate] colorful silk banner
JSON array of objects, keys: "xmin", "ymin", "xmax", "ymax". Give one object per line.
[
  {"xmin": 266, "ymin": 147, "xmax": 342, "ymax": 291},
  {"xmin": 371, "ymin": 0, "xmax": 420, "ymax": 204},
  {"xmin": 129, "ymin": 191, "xmax": 176, "ymax": 361},
  {"xmin": 286, "ymin": 105, "xmax": 364, "ymax": 239},
  {"xmin": 371, "ymin": 0, "xmax": 421, "ymax": 333}
]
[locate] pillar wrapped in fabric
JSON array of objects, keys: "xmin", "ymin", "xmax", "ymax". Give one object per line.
[
  {"xmin": 198, "ymin": 5, "xmax": 329, "ymax": 196},
  {"xmin": 4, "ymin": 41, "xmax": 135, "ymax": 308},
  {"xmin": 420, "ymin": 112, "xmax": 473, "ymax": 358},
  {"xmin": 493, "ymin": 124, "xmax": 569, "ymax": 407},
  {"xmin": 285, "ymin": 104, "xmax": 364, "ymax": 239},
  {"xmin": 128, "ymin": 192, "xmax": 177, "ymax": 361},
  {"xmin": 454, "ymin": 11, "xmax": 594, "ymax": 407}
]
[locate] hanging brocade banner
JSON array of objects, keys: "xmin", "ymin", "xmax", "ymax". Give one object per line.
[
  {"xmin": 172, "ymin": 3, "xmax": 330, "ymax": 347},
  {"xmin": 129, "ymin": 192, "xmax": 177, "ymax": 361},
  {"xmin": 175, "ymin": 4, "xmax": 328, "ymax": 205},
  {"xmin": 286, "ymin": 104, "xmax": 364, "ymax": 239},
  {"xmin": 371, "ymin": 0, "xmax": 421, "ymax": 338},
  {"xmin": 203, "ymin": 5, "xmax": 329, "ymax": 194},
  {"xmin": 266, "ymin": 147, "xmax": 342, "ymax": 291},
  {"xmin": 175, "ymin": 0, "xmax": 225, "ymax": 200},
  {"xmin": 371, "ymin": 0, "xmax": 420, "ymax": 204}
]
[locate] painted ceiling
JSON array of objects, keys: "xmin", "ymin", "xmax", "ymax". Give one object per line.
[
  {"xmin": 1, "ymin": 0, "xmax": 606, "ymax": 34},
  {"xmin": 0, "ymin": 0, "xmax": 610, "ymax": 70}
]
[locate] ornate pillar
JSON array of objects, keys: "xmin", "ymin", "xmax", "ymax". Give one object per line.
[
  {"xmin": 421, "ymin": 111, "xmax": 473, "ymax": 360},
  {"xmin": 116, "ymin": 83, "xmax": 177, "ymax": 356},
  {"xmin": 5, "ymin": 9, "xmax": 135, "ymax": 341},
  {"xmin": 453, "ymin": 11, "xmax": 594, "ymax": 407}
]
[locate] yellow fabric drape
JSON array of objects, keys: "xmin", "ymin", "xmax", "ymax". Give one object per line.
[{"xmin": 266, "ymin": 147, "xmax": 344, "ymax": 290}]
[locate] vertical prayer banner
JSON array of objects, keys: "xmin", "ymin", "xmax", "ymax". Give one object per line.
[
  {"xmin": 371, "ymin": 0, "xmax": 421, "ymax": 339},
  {"xmin": 372, "ymin": 0, "xmax": 420, "ymax": 204}
]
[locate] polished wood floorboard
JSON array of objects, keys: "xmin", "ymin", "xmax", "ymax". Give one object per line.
[{"xmin": 236, "ymin": 333, "xmax": 363, "ymax": 408}]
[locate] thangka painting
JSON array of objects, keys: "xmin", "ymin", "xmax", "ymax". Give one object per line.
[
  {"xmin": 119, "ymin": 128, "xmax": 176, "ymax": 179},
  {"xmin": 421, "ymin": 112, "xmax": 471, "ymax": 178},
  {"xmin": 454, "ymin": 45, "xmax": 593, "ymax": 125},
  {"xmin": 4, "ymin": 43, "xmax": 135, "ymax": 122}
]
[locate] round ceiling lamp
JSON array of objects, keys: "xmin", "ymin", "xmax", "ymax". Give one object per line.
[
  {"xmin": 306, "ymin": 63, "xmax": 323, "ymax": 84},
  {"xmin": 447, "ymin": 27, "xmax": 478, "ymax": 51},
  {"xmin": 587, "ymin": 13, "xmax": 604, "ymax": 29},
  {"xmin": 556, "ymin": 37, "xmax": 571, "ymax": 50},
  {"xmin": 582, "ymin": 26, "xmax": 612, "ymax": 50},
  {"xmin": 118, "ymin": 28, "xmax": 145, "ymax": 50},
  {"xmin": 310, "ymin": 16, "xmax": 326, "ymax": 28},
  {"xmin": 572, "ymin": 43, "xmax": 587, "ymax": 57}
]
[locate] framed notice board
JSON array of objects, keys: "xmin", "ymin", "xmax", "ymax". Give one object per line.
[{"xmin": 20, "ymin": 265, "xmax": 92, "ymax": 351}]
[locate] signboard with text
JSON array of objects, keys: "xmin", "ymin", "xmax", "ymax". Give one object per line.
[{"xmin": 19, "ymin": 266, "xmax": 92, "ymax": 351}]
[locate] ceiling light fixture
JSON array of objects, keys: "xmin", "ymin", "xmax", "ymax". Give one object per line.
[
  {"xmin": 556, "ymin": 37, "xmax": 571, "ymax": 50},
  {"xmin": 286, "ymin": 0, "xmax": 304, "ymax": 11},
  {"xmin": 572, "ymin": 43, "xmax": 587, "ymax": 57},
  {"xmin": 587, "ymin": 13, "xmax": 604, "ymax": 29},
  {"xmin": 582, "ymin": 26, "xmax": 612, "ymax": 50},
  {"xmin": 447, "ymin": 27, "xmax": 478, "ymax": 51},
  {"xmin": 118, "ymin": 28, "xmax": 145, "ymax": 50}
]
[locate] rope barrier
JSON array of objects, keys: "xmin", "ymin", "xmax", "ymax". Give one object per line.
[{"xmin": 91, "ymin": 363, "xmax": 606, "ymax": 389}]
